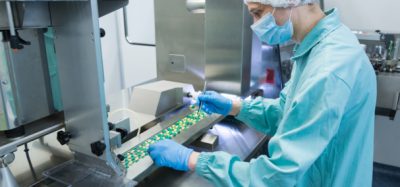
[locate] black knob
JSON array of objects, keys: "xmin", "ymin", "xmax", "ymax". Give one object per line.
[
  {"xmin": 106, "ymin": 105, "xmax": 111, "ymax": 113},
  {"xmin": 100, "ymin": 28, "xmax": 106, "ymax": 38},
  {"xmin": 10, "ymin": 35, "xmax": 23, "ymax": 49},
  {"xmin": 91, "ymin": 141, "xmax": 106, "ymax": 156},
  {"xmin": 108, "ymin": 122, "xmax": 115, "ymax": 130},
  {"xmin": 57, "ymin": 131, "xmax": 72, "ymax": 145},
  {"xmin": 8, "ymin": 30, "xmax": 31, "ymax": 50},
  {"xmin": 117, "ymin": 154, "xmax": 125, "ymax": 161},
  {"xmin": 115, "ymin": 128, "xmax": 128, "ymax": 139},
  {"xmin": 251, "ymin": 89, "xmax": 264, "ymax": 99}
]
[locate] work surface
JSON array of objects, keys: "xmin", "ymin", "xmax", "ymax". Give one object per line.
[
  {"xmin": 8, "ymin": 117, "xmax": 267, "ymax": 187},
  {"xmin": 137, "ymin": 118, "xmax": 268, "ymax": 187}
]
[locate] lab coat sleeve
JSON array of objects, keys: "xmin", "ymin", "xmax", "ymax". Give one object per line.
[
  {"xmin": 235, "ymin": 85, "xmax": 289, "ymax": 136},
  {"xmin": 195, "ymin": 72, "xmax": 351, "ymax": 187}
]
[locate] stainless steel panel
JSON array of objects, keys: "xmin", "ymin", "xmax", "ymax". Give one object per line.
[
  {"xmin": 155, "ymin": 0, "xmax": 206, "ymax": 91},
  {"xmin": 168, "ymin": 54, "xmax": 186, "ymax": 73},
  {"xmin": 0, "ymin": 29, "xmax": 54, "ymax": 131},
  {"xmin": 49, "ymin": 0, "xmax": 111, "ymax": 160},
  {"xmin": 0, "ymin": 1, "xmax": 125, "ymax": 29},
  {"xmin": 19, "ymin": 2, "xmax": 51, "ymax": 28},
  {"xmin": 0, "ymin": 88, "xmax": 5, "ymax": 129},
  {"xmin": 97, "ymin": 0, "xmax": 128, "ymax": 17},
  {"xmin": 7, "ymin": 30, "xmax": 54, "ymax": 124},
  {"xmin": 204, "ymin": 0, "xmax": 253, "ymax": 96},
  {"xmin": 155, "ymin": 0, "xmax": 255, "ymax": 95},
  {"xmin": 0, "ymin": 2, "xmax": 51, "ymax": 29},
  {"xmin": 376, "ymin": 73, "xmax": 400, "ymax": 110},
  {"xmin": 0, "ymin": 0, "xmax": 87, "ymax": 1},
  {"xmin": 0, "ymin": 3, "xmax": 17, "ymax": 29},
  {"xmin": 0, "ymin": 39, "xmax": 16, "ymax": 131}
]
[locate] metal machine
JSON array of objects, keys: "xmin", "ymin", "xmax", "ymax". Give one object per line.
[
  {"xmin": 356, "ymin": 31, "xmax": 400, "ymax": 168},
  {"xmin": 156, "ymin": 0, "xmax": 256, "ymax": 96},
  {"xmin": 0, "ymin": 0, "xmax": 275, "ymax": 186},
  {"xmin": 1, "ymin": 0, "xmax": 133, "ymax": 186},
  {"xmin": 110, "ymin": 0, "xmax": 270, "ymax": 181},
  {"xmin": 109, "ymin": 80, "xmax": 222, "ymax": 180},
  {"xmin": 0, "ymin": 29, "xmax": 57, "ymax": 138},
  {"xmin": 109, "ymin": 0, "xmax": 275, "ymax": 182},
  {"xmin": 356, "ymin": 31, "xmax": 400, "ymax": 120}
]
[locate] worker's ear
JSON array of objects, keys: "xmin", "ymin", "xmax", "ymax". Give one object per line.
[{"xmin": 272, "ymin": 8, "xmax": 292, "ymax": 26}]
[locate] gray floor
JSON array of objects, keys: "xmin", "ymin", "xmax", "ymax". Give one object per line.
[{"xmin": 373, "ymin": 163, "xmax": 400, "ymax": 187}]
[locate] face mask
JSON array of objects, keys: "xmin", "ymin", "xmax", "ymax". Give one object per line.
[{"xmin": 251, "ymin": 8, "xmax": 293, "ymax": 45}]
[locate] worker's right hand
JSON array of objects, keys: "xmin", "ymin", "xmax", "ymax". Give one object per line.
[
  {"xmin": 148, "ymin": 139, "xmax": 193, "ymax": 171},
  {"xmin": 198, "ymin": 91, "xmax": 233, "ymax": 116}
]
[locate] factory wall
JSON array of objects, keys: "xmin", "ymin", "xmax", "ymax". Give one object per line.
[
  {"xmin": 99, "ymin": 0, "xmax": 157, "ymax": 109},
  {"xmin": 325, "ymin": 0, "xmax": 400, "ymax": 33}
]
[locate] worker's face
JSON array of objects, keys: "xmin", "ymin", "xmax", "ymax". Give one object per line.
[{"xmin": 247, "ymin": 3, "xmax": 292, "ymax": 26}]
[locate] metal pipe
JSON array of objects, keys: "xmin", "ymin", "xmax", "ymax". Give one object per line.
[
  {"xmin": 122, "ymin": 6, "xmax": 156, "ymax": 47},
  {"xmin": 0, "ymin": 114, "xmax": 64, "ymax": 156},
  {"xmin": 186, "ymin": 0, "xmax": 206, "ymax": 14},
  {"xmin": 0, "ymin": 153, "xmax": 19, "ymax": 187},
  {"xmin": 5, "ymin": 1, "xmax": 16, "ymax": 36}
]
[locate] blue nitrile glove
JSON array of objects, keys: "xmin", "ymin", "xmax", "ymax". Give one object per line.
[
  {"xmin": 148, "ymin": 139, "xmax": 193, "ymax": 171},
  {"xmin": 198, "ymin": 91, "xmax": 233, "ymax": 116}
]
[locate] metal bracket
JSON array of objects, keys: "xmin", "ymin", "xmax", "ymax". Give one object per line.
[
  {"xmin": 0, "ymin": 153, "xmax": 15, "ymax": 167},
  {"xmin": 395, "ymin": 91, "xmax": 400, "ymax": 110}
]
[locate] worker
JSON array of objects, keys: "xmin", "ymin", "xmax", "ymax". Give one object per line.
[{"xmin": 148, "ymin": 0, "xmax": 377, "ymax": 186}]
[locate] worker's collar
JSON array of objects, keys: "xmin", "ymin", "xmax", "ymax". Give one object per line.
[{"xmin": 291, "ymin": 8, "xmax": 341, "ymax": 61}]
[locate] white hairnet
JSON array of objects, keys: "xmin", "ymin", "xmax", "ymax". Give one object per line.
[{"xmin": 244, "ymin": 0, "xmax": 318, "ymax": 8}]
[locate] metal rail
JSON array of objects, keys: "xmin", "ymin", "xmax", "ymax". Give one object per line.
[{"xmin": 0, "ymin": 113, "xmax": 64, "ymax": 156}]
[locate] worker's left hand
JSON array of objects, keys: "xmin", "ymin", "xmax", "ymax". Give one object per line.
[{"xmin": 148, "ymin": 139, "xmax": 193, "ymax": 171}]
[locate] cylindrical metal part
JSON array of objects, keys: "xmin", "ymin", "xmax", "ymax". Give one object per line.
[
  {"xmin": 0, "ymin": 153, "xmax": 19, "ymax": 187},
  {"xmin": 394, "ymin": 38, "xmax": 400, "ymax": 60},
  {"xmin": 0, "ymin": 166, "xmax": 20, "ymax": 187},
  {"xmin": 186, "ymin": 0, "xmax": 206, "ymax": 14},
  {"xmin": 5, "ymin": 1, "xmax": 16, "ymax": 36}
]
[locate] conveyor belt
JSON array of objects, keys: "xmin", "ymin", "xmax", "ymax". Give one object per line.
[{"xmin": 121, "ymin": 106, "xmax": 207, "ymax": 168}]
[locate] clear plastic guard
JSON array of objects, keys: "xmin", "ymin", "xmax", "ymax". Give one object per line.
[
  {"xmin": 40, "ymin": 160, "xmax": 136, "ymax": 187},
  {"xmin": 29, "ymin": 177, "xmax": 71, "ymax": 187}
]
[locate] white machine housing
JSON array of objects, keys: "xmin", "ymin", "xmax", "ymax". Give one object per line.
[{"xmin": 130, "ymin": 81, "xmax": 195, "ymax": 117}]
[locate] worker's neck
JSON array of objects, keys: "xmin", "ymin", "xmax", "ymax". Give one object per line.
[{"xmin": 292, "ymin": 5, "xmax": 325, "ymax": 43}]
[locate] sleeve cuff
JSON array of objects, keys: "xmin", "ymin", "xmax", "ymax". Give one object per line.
[
  {"xmin": 195, "ymin": 152, "xmax": 213, "ymax": 177},
  {"xmin": 235, "ymin": 100, "xmax": 251, "ymax": 122}
]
